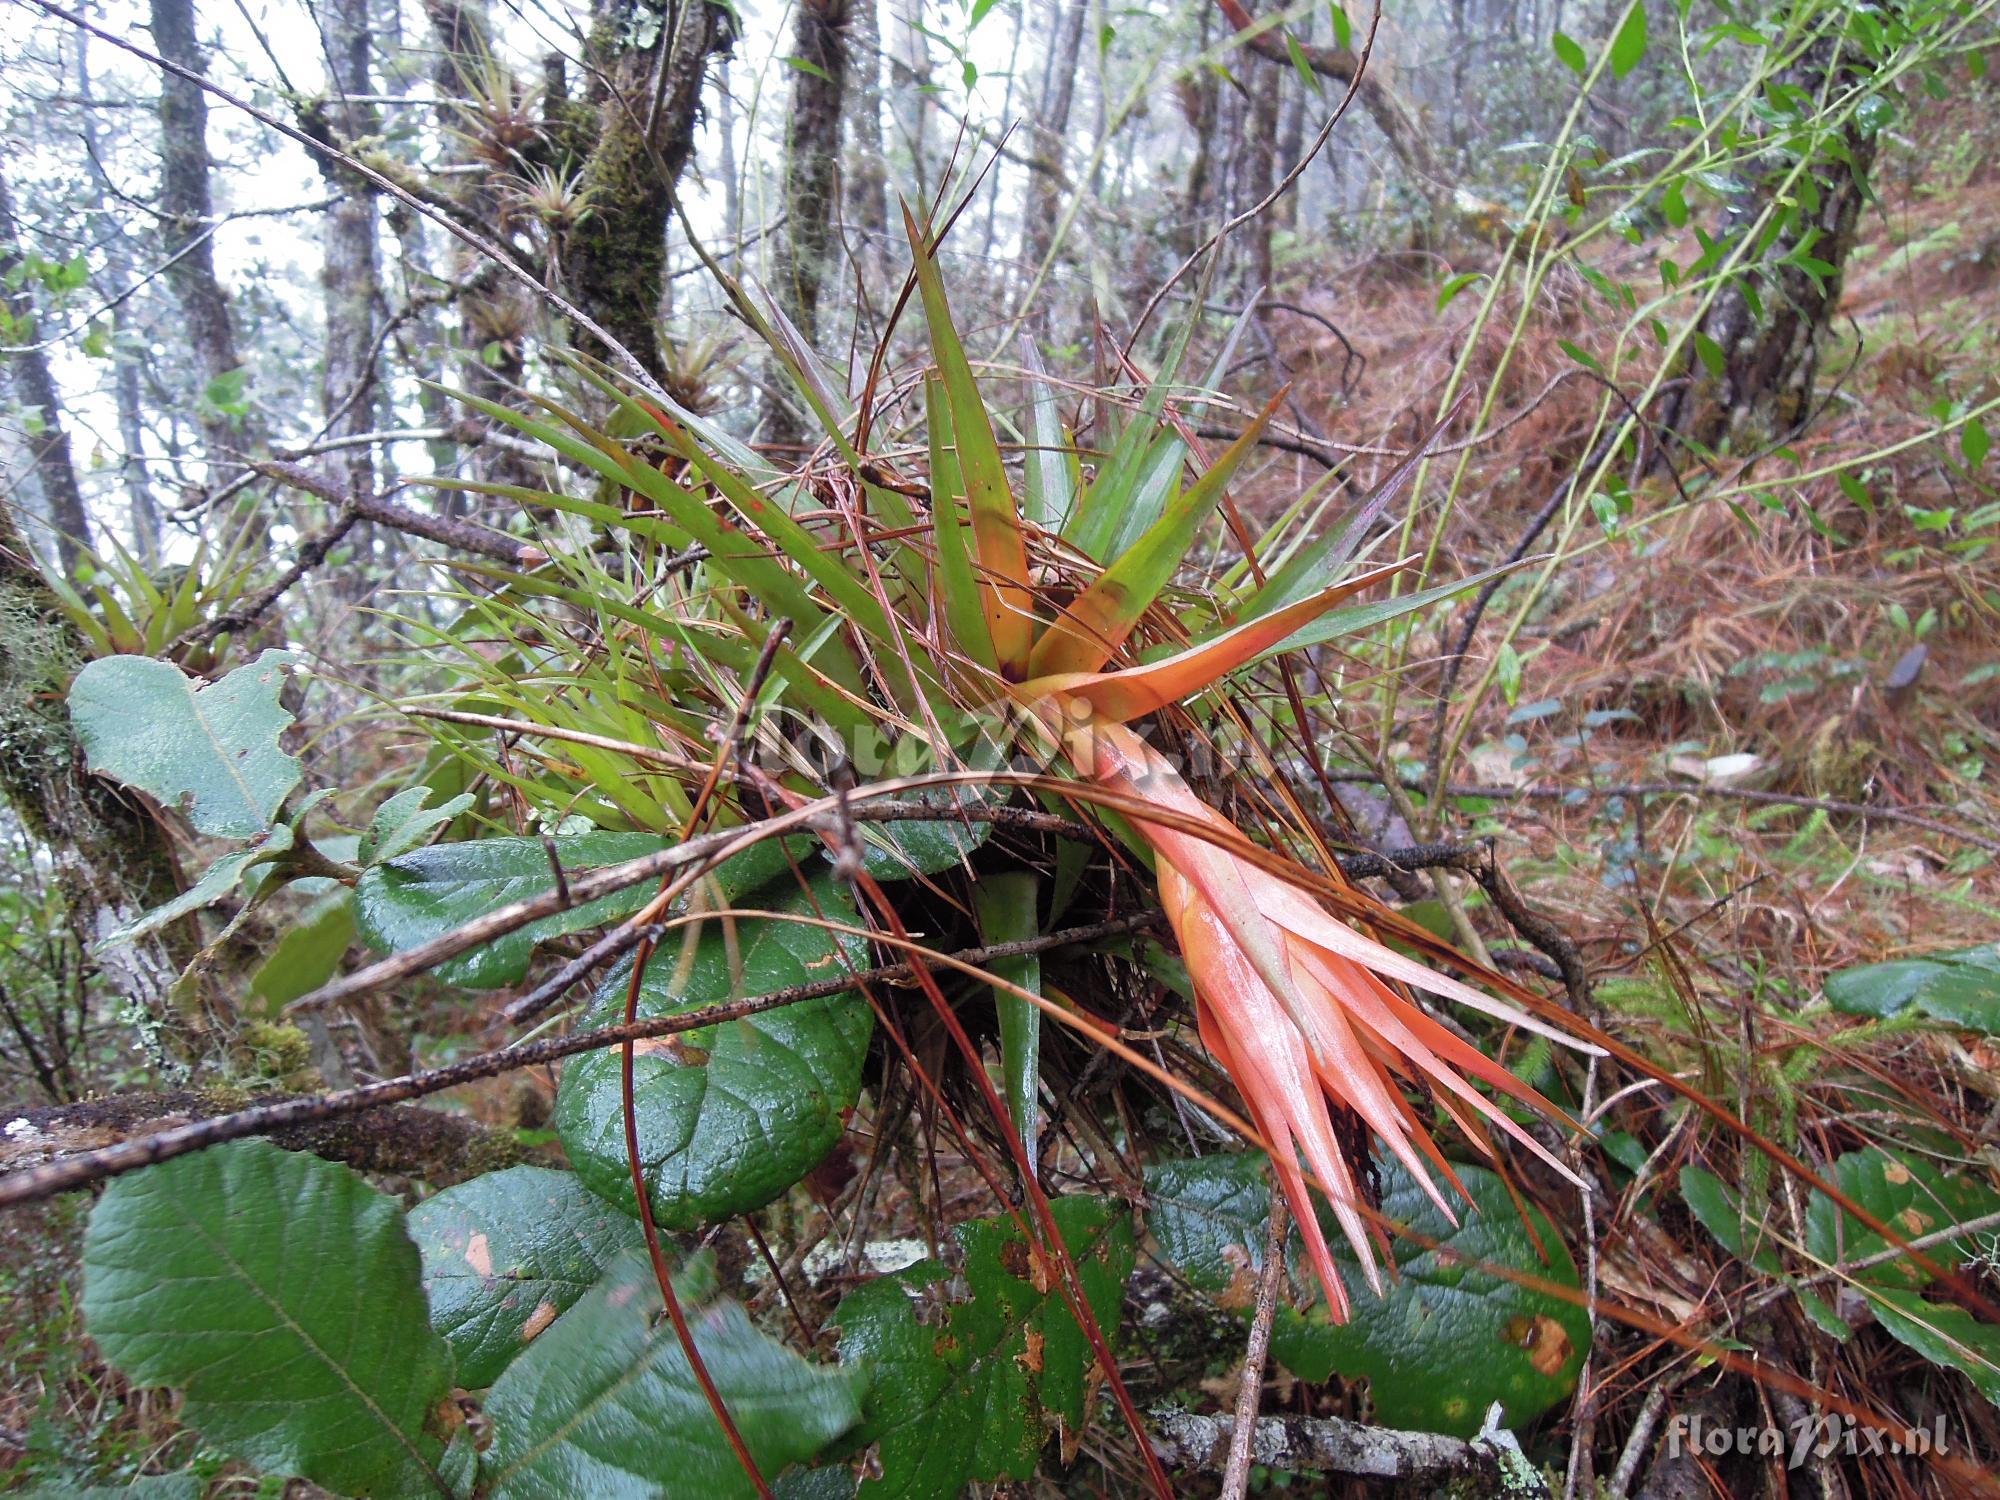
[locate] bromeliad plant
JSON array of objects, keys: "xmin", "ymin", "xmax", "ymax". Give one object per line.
[
  {"xmin": 51, "ymin": 210, "xmax": 1609, "ymax": 1499},
  {"xmin": 420, "ymin": 204, "xmax": 1598, "ymax": 1317}
]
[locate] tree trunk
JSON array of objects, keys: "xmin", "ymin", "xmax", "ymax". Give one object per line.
[
  {"xmin": 1217, "ymin": 0, "xmax": 1445, "ymax": 211},
  {"xmin": 774, "ymin": 0, "xmax": 849, "ymax": 347},
  {"xmin": 312, "ymin": 0, "xmax": 383, "ymax": 531},
  {"xmin": 0, "ymin": 503, "xmax": 188, "ymax": 1036},
  {"xmin": 422, "ymin": 0, "xmax": 538, "ymax": 499},
  {"xmin": 1244, "ymin": 73, "xmax": 1282, "ymax": 299},
  {"xmin": 887, "ymin": 0, "xmax": 934, "ymax": 206},
  {"xmin": 1021, "ymin": 0, "xmax": 1088, "ymax": 275},
  {"xmin": 0, "ymin": 166, "xmax": 94, "ymax": 575},
  {"xmin": 1664, "ymin": 35, "xmax": 1878, "ymax": 453},
  {"xmin": 844, "ymin": 0, "xmax": 888, "ymax": 243},
  {"xmin": 768, "ymin": 0, "xmax": 850, "ymax": 442},
  {"xmin": 150, "ymin": 0, "xmax": 261, "ymax": 488},
  {"xmin": 75, "ymin": 27, "xmax": 163, "ymax": 563},
  {"xmin": 112, "ymin": 324, "xmax": 162, "ymax": 565},
  {"xmin": 560, "ymin": 0, "xmax": 730, "ymax": 383}
]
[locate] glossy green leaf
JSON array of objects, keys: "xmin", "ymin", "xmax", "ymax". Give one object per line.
[
  {"xmin": 22, "ymin": 1477, "xmax": 201, "ymax": 1499},
  {"xmin": 68, "ymin": 649, "xmax": 300, "ymax": 837},
  {"xmin": 554, "ymin": 867, "xmax": 873, "ymax": 1227},
  {"xmin": 857, "ymin": 783, "xmax": 997, "ymax": 879},
  {"xmin": 1609, "ymin": 0, "xmax": 1648, "ymax": 77},
  {"xmin": 100, "ymin": 823, "xmax": 296, "ymax": 949},
  {"xmin": 1680, "ymin": 1166, "xmax": 1848, "ymax": 1338},
  {"xmin": 409, "ymin": 1166, "xmax": 644, "ymax": 1389},
  {"xmin": 1437, "ymin": 271, "xmax": 1486, "ymax": 311},
  {"xmin": 1147, "ymin": 1151, "xmax": 1587, "ymax": 1436},
  {"xmin": 1964, "ymin": 419, "xmax": 1991, "ymax": 471},
  {"xmin": 355, "ymin": 832, "xmax": 670, "ymax": 990},
  {"xmin": 1805, "ymin": 1147, "xmax": 2000, "ymax": 1283},
  {"xmin": 832, "ymin": 1197, "xmax": 1134, "ymax": 1499},
  {"xmin": 1862, "ymin": 1288, "xmax": 2000, "ymax": 1402},
  {"xmin": 482, "ymin": 1257, "xmax": 864, "ymax": 1500},
  {"xmin": 82, "ymin": 1141, "xmax": 462, "ymax": 1499},
  {"xmin": 1825, "ymin": 944, "xmax": 2000, "ymax": 1033}
]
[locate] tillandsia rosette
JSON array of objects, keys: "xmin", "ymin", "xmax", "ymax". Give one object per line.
[{"xmin": 427, "ymin": 203, "xmax": 1605, "ymax": 1328}]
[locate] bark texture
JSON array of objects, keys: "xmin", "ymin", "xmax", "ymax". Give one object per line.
[
  {"xmin": 0, "ymin": 504, "xmax": 187, "ymax": 1029},
  {"xmin": 0, "ymin": 1089, "xmax": 525, "ymax": 1186},
  {"xmin": 311, "ymin": 0, "xmax": 383, "ymax": 519},
  {"xmin": 150, "ymin": 0, "xmax": 261, "ymax": 483},
  {"xmin": 560, "ymin": 0, "xmax": 731, "ymax": 382},
  {"xmin": 423, "ymin": 0, "xmax": 538, "ymax": 494},
  {"xmin": 774, "ymin": 0, "xmax": 849, "ymax": 346},
  {"xmin": 842, "ymin": 0, "xmax": 889, "ymax": 258},
  {"xmin": 0, "ymin": 166, "xmax": 94, "ymax": 574}
]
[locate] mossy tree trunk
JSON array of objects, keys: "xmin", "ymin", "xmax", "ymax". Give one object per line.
[
  {"xmin": 0, "ymin": 506, "xmax": 189, "ymax": 1036},
  {"xmin": 560, "ymin": 0, "xmax": 731, "ymax": 384},
  {"xmin": 768, "ymin": 0, "xmax": 848, "ymax": 442},
  {"xmin": 0, "ymin": 167, "xmax": 95, "ymax": 575}
]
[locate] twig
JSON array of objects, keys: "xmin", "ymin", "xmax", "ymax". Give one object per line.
[
  {"xmin": 31, "ymin": 0, "xmax": 673, "ymax": 403},
  {"xmin": 1427, "ymin": 378, "xmax": 1692, "ymax": 793},
  {"xmin": 0, "ymin": 912, "xmax": 1164, "ymax": 1208},
  {"xmin": 1151, "ymin": 1406, "xmax": 1541, "ymax": 1492},
  {"xmin": 1221, "ymin": 1189, "xmax": 1289, "ymax": 1500},
  {"xmin": 172, "ymin": 501, "xmax": 362, "ymax": 651},
  {"xmin": 1340, "ymin": 839, "xmax": 1591, "ymax": 1009},
  {"xmin": 255, "ymin": 460, "xmax": 535, "ymax": 566}
]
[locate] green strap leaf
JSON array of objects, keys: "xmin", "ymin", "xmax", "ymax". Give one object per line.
[
  {"xmin": 925, "ymin": 373, "xmax": 996, "ymax": 673},
  {"xmin": 1018, "ymin": 337, "xmax": 1078, "ymax": 533},
  {"xmin": 974, "ymin": 871, "xmax": 1042, "ymax": 1170},
  {"xmin": 1028, "ymin": 395, "xmax": 1277, "ymax": 678},
  {"xmin": 82, "ymin": 1140, "xmax": 462, "ymax": 1499},
  {"xmin": 902, "ymin": 203, "xmax": 1035, "ymax": 672}
]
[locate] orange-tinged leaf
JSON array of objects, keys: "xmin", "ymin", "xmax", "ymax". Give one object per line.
[
  {"xmin": 1026, "ymin": 395, "xmax": 1281, "ymax": 679},
  {"xmin": 902, "ymin": 203, "xmax": 1034, "ymax": 672},
  {"xmin": 1020, "ymin": 559, "xmax": 1413, "ymax": 722}
]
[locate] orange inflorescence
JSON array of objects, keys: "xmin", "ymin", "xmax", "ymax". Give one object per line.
[{"xmin": 1048, "ymin": 706, "xmax": 1586, "ymax": 1322}]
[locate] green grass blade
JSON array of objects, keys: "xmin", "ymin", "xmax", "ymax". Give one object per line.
[{"xmin": 1252, "ymin": 559, "xmax": 1537, "ymax": 663}]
